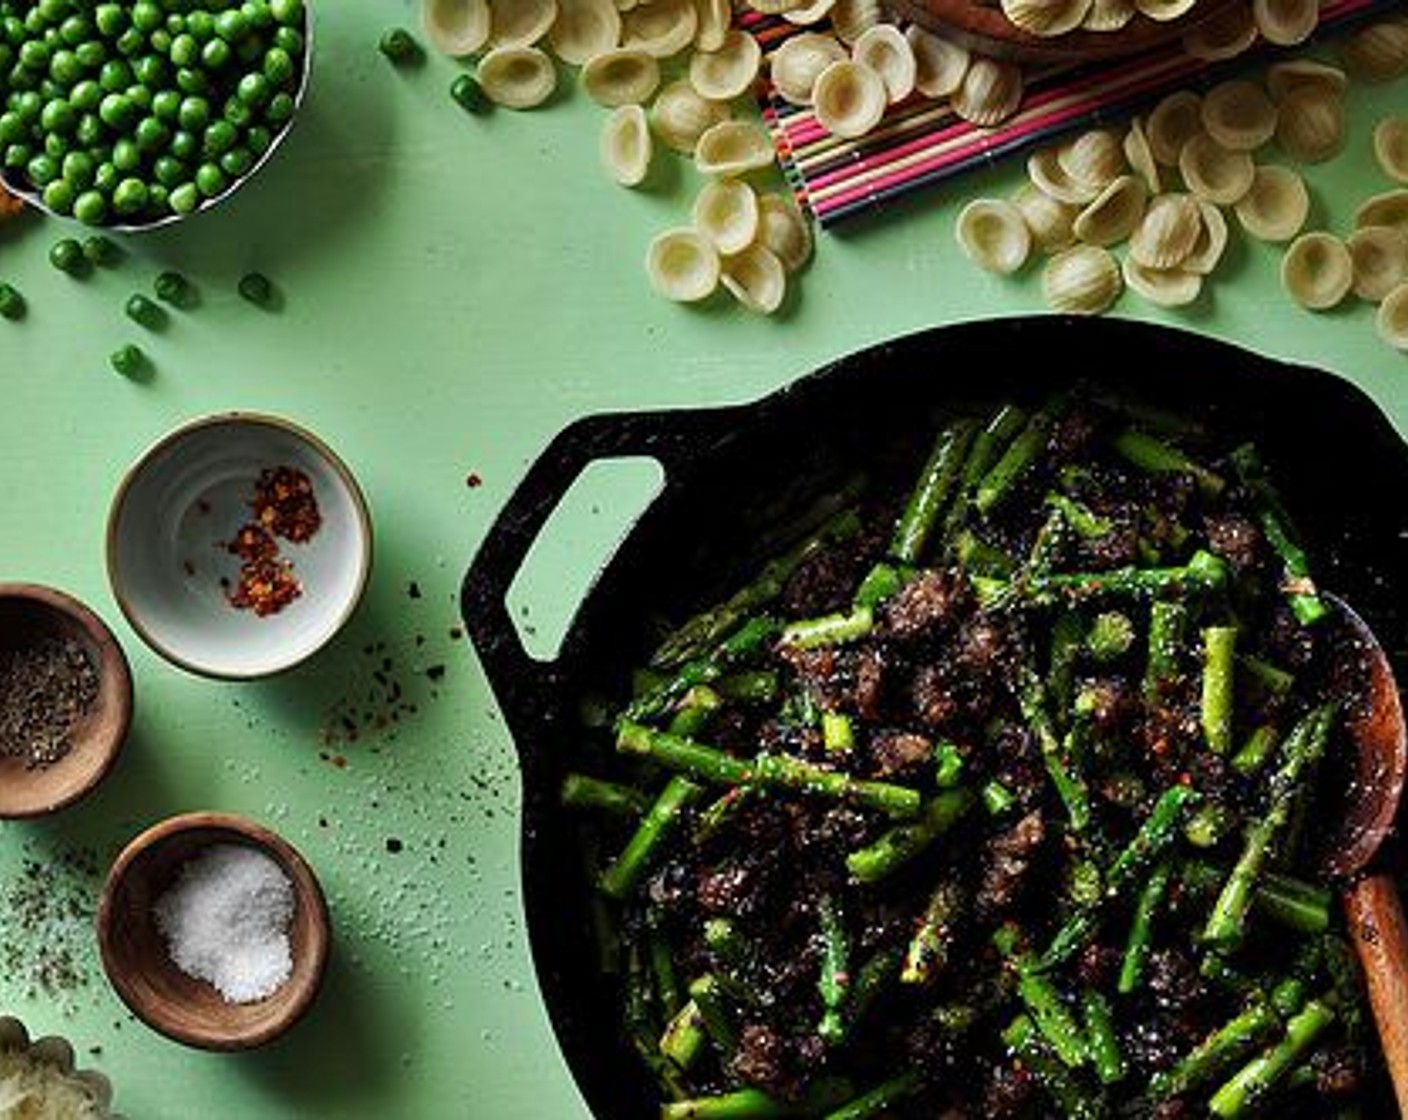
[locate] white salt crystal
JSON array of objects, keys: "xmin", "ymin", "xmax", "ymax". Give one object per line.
[{"xmin": 153, "ymin": 843, "xmax": 295, "ymax": 1004}]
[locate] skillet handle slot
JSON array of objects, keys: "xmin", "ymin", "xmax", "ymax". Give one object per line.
[{"xmin": 461, "ymin": 406, "xmax": 737, "ymax": 743}]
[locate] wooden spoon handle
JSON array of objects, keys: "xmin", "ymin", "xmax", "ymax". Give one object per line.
[{"xmin": 1344, "ymin": 873, "xmax": 1408, "ymax": 1118}]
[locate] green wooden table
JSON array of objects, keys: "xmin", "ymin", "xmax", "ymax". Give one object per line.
[{"xmin": 0, "ymin": 2, "xmax": 1403, "ymax": 1117}]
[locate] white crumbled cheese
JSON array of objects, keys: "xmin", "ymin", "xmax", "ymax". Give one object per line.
[
  {"xmin": 153, "ymin": 844, "xmax": 295, "ymax": 1005},
  {"xmin": 0, "ymin": 1056, "xmax": 104, "ymax": 1120}
]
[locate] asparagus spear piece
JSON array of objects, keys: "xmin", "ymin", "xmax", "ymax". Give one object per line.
[
  {"xmin": 1202, "ymin": 704, "xmax": 1335, "ymax": 948},
  {"xmin": 1046, "ymin": 492, "xmax": 1113, "ymax": 540},
  {"xmin": 1201, "ymin": 626, "xmax": 1239, "ymax": 755},
  {"xmin": 627, "ymin": 943, "xmax": 687, "ymax": 1100},
  {"xmin": 816, "ymin": 894, "xmax": 851, "ymax": 1045},
  {"xmin": 822, "ymin": 1071, "xmax": 923, "ymax": 1120},
  {"xmin": 1230, "ymin": 724, "xmax": 1279, "ymax": 776},
  {"xmin": 1117, "ymin": 858, "xmax": 1172, "ymax": 994},
  {"xmin": 779, "ymin": 606, "xmax": 874, "ymax": 650},
  {"xmin": 1040, "ymin": 784, "xmax": 1199, "ymax": 969},
  {"xmin": 994, "ymin": 923, "xmax": 1089, "ymax": 1068},
  {"xmin": 891, "ymin": 420, "xmax": 977, "ymax": 564},
  {"xmin": 1111, "ymin": 427, "xmax": 1225, "ymax": 496},
  {"xmin": 977, "ymin": 550, "xmax": 1229, "ymax": 612},
  {"xmin": 688, "ymin": 974, "xmax": 739, "ymax": 1058},
  {"xmin": 1083, "ymin": 989, "xmax": 1126, "ymax": 1085},
  {"xmin": 1148, "ymin": 1000, "xmax": 1281, "ymax": 1100},
  {"xmin": 560, "ymin": 773, "xmax": 652, "ymax": 817},
  {"xmin": 1208, "ymin": 998, "xmax": 1336, "ymax": 1118},
  {"xmin": 1014, "ymin": 656, "xmax": 1092, "ymax": 833},
  {"xmin": 1230, "ymin": 444, "xmax": 1327, "ymax": 626},
  {"xmin": 617, "ymin": 723, "xmax": 922, "ymax": 818},
  {"xmin": 600, "ymin": 775, "xmax": 705, "ymax": 900},
  {"xmin": 1143, "ymin": 599, "xmax": 1188, "ymax": 703},
  {"xmin": 660, "ymin": 998, "xmax": 706, "ymax": 1072},
  {"xmin": 975, "ymin": 409, "xmax": 1053, "ymax": 515},
  {"xmin": 661, "ymin": 1088, "xmax": 795, "ymax": 1119},
  {"xmin": 901, "ymin": 879, "xmax": 962, "ymax": 985},
  {"xmin": 1086, "ymin": 611, "xmax": 1136, "ymax": 662},
  {"xmin": 651, "ymin": 508, "xmax": 864, "ymax": 669},
  {"xmin": 1253, "ymin": 870, "xmax": 1332, "ymax": 934},
  {"xmin": 941, "ymin": 403, "xmax": 1028, "ymax": 549},
  {"xmin": 627, "ymin": 617, "xmax": 781, "ymax": 723},
  {"xmin": 1000, "ymin": 1014, "xmax": 1103, "ymax": 1119},
  {"xmin": 845, "ymin": 788, "xmax": 974, "ymax": 882}
]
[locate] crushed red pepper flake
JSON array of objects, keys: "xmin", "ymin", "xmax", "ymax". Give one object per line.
[
  {"xmin": 221, "ymin": 465, "xmax": 322, "ymax": 618},
  {"xmin": 252, "ymin": 465, "xmax": 322, "ymax": 543}
]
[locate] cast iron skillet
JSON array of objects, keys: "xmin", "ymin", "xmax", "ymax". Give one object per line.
[{"xmin": 461, "ymin": 317, "xmax": 1408, "ymax": 1120}]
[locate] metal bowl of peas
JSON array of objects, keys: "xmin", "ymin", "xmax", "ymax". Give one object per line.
[{"xmin": 0, "ymin": 0, "xmax": 312, "ymax": 232}]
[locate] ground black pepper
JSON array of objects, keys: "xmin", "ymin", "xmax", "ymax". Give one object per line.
[
  {"xmin": 0, "ymin": 843, "xmax": 100, "ymax": 1010},
  {"xmin": 0, "ymin": 637, "xmax": 98, "ymax": 769}
]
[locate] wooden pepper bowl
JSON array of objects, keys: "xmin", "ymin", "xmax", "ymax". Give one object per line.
[
  {"xmin": 0, "ymin": 583, "xmax": 133, "ymax": 819},
  {"xmin": 97, "ymin": 812, "xmax": 331, "ymax": 1051}
]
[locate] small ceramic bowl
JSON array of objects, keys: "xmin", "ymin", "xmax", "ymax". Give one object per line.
[
  {"xmin": 0, "ymin": 583, "xmax": 132, "ymax": 819},
  {"xmin": 97, "ymin": 811, "xmax": 330, "ymax": 1051},
  {"xmin": 106, "ymin": 413, "xmax": 372, "ymax": 680},
  {"xmin": 0, "ymin": 1015, "xmax": 122, "ymax": 1117}
]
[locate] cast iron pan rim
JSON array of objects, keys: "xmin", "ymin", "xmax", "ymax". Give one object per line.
[{"xmin": 461, "ymin": 315, "xmax": 1408, "ymax": 1120}]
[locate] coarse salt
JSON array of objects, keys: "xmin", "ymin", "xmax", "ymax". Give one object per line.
[{"xmin": 153, "ymin": 844, "xmax": 295, "ymax": 1005}]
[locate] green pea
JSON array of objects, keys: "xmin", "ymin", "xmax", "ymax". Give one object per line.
[
  {"xmin": 263, "ymin": 44, "xmax": 293, "ymax": 85},
  {"xmin": 175, "ymin": 66, "xmax": 209, "ymax": 95},
  {"xmin": 177, "ymin": 94, "xmax": 208, "ymax": 130},
  {"xmin": 38, "ymin": 96, "xmax": 74, "ymax": 132},
  {"xmin": 74, "ymin": 188, "xmax": 109, "ymax": 227},
  {"xmin": 59, "ymin": 147, "xmax": 93, "ymax": 185},
  {"xmin": 270, "ymin": 0, "xmax": 304, "ymax": 27},
  {"xmin": 147, "ymin": 181, "xmax": 168, "ymax": 211},
  {"xmin": 450, "ymin": 74, "xmax": 487, "ymax": 114},
  {"xmin": 379, "ymin": 28, "xmax": 422, "ymax": 67},
  {"xmin": 264, "ymin": 89, "xmax": 293, "ymax": 123},
  {"xmin": 215, "ymin": 10, "xmax": 249, "ymax": 42},
  {"xmin": 218, "ymin": 144, "xmax": 251, "ymax": 176},
  {"xmin": 202, "ymin": 118, "xmax": 236, "ymax": 155},
  {"xmin": 97, "ymin": 59, "xmax": 130, "ymax": 93},
  {"xmin": 82, "ymin": 234, "xmax": 122, "ymax": 266},
  {"xmin": 37, "ymin": 0, "xmax": 67, "ymax": 25},
  {"xmin": 42, "ymin": 130, "xmax": 68, "ymax": 160},
  {"xmin": 149, "ymin": 28, "xmax": 171, "ymax": 55},
  {"xmin": 111, "ymin": 176, "xmax": 147, "ymax": 215},
  {"xmin": 2, "ymin": 144, "xmax": 32, "ymax": 171},
  {"xmin": 109, "ymin": 343, "xmax": 147, "ymax": 378},
  {"xmin": 114, "ymin": 28, "xmax": 144, "ymax": 57},
  {"xmin": 193, "ymin": 161, "xmax": 225, "ymax": 197},
  {"xmin": 47, "ymin": 47, "xmax": 81, "ymax": 85},
  {"xmin": 74, "ymin": 111, "xmax": 102, "ymax": 146},
  {"xmin": 58, "ymin": 14, "xmax": 91, "ymax": 47},
  {"xmin": 199, "ymin": 37, "xmax": 230, "ymax": 70},
  {"xmin": 132, "ymin": 54, "xmax": 166, "ymax": 87},
  {"xmin": 271, "ymin": 26, "xmax": 302, "ymax": 55},
  {"xmin": 169, "ymin": 32, "xmax": 198, "ymax": 67},
  {"xmin": 153, "ymin": 153, "xmax": 184, "ymax": 186},
  {"xmin": 0, "ymin": 110, "xmax": 24, "ymax": 143},
  {"xmin": 151, "ymin": 88, "xmax": 180, "ymax": 121},
  {"xmin": 245, "ymin": 123, "xmax": 271, "ymax": 154},
  {"xmin": 124, "ymin": 84, "xmax": 152, "ymax": 111},
  {"xmin": 111, "ymin": 136, "xmax": 139, "ymax": 172},
  {"xmin": 92, "ymin": 159, "xmax": 118, "ymax": 192},
  {"xmin": 18, "ymin": 39, "xmax": 49, "ymax": 72},
  {"xmin": 167, "ymin": 180, "xmax": 198, "ymax": 213},
  {"xmin": 25, "ymin": 150, "xmax": 57, "ymax": 184},
  {"xmin": 169, "ymin": 128, "xmax": 197, "ymax": 161},
  {"xmin": 237, "ymin": 270, "xmax": 274, "ymax": 306},
  {"xmin": 134, "ymin": 114, "xmax": 167, "ymax": 150},
  {"xmin": 242, "ymin": 1, "xmax": 275, "ymax": 31},
  {"xmin": 40, "ymin": 176, "xmax": 73, "ymax": 213},
  {"xmin": 73, "ymin": 40, "xmax": 105, "ymax": 70},
  {"xmin": 222, "ymin": 95, "xmax": 252, "ymax": 127},
  {"xmin": 49, "ymin": 236, "xmax": 88, "ymax": 274},
  {"xmin": 69, "ymin": 77, "xmax": 100, "ymax": 111},
  {"xmin": 185, "ymin": 10, "xmax": 214, "ymax": 41},
  {"xmin": 165, "ymin": 13, "xmax": 186, "ymax": 35},
  {"xmin": 93, "ymin": 5, "xmax": 126, "ymax": 38},
  {"xmin": 97, "ymin": 91, "xmax": 134, "ymax": 129},
  {"xmin": 13, "ymin": 90, "xmax": 43, "ymax": 120},
  {"xmin": 130, "ymin": 1, "xmax": 163, "ymax": 35},
  {"xmin": 153, "ymin": 269, "xmax": 195, "ymax": 306},
  {"xmin": 125, "ymin": 292, "xmax": 166, "ymax": 329},
  {"xmin": 236, "ymin": 70, "xmax": 268, "ymax": 106},
  {"xmin": 0, "ymin": 281, "xmax": 26, "ymax": 321}
]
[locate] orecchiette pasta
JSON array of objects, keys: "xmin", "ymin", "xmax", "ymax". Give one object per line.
[
  {"xmin": 1123, "ymin": 257, "xmax": 1202, "ymax": 306},
  {"xmin": 1355, "ymin": 189, "xmax": 1408, "ymax": 232},
  {"xmin": 951, "ymin": 57, "xmax": 1023, "ymax": 128},
  {"xmin": 581, "ymin": 47, "xmax": 661, "ymax": 107},
  {"xmin": 1233, "ymin": 164, "xmax": 1309, "ymax": 242},
  {"xmin": 1281, "ymin": 231, "xmax": 1354, "ymax": 310},
  {"xmin": 1028, "ymin": 147, "xmax": 1100, "ymax": 206},
  {"xmin": 548, "ymin": 0, "xmax": 621, "ymax": 65},
  {"xmin": 477, "ymin": 46, "xmax": 558, "ymax": 109},
  {"xmin": 1179, "ymin": 134, "xmax": 1255, "ymax": 205},
  {"xmin": 1122, "ymin": 118, "xmax": 1162, "ymax": 194},
  {"xmin": 830, "ymin": 0, "xmax": 884, "ymax": 45},
  {"xmin": 651, "ymin": 80, "xmax": 730, "ymax": 154},
  {"xmin": 955, "ymin": 199, "xmax": 1032, "ymax": 274},
  {"xmin": 1081, "ymin": 0, "xmax": 1136, "ymax": 32},
  {"xmin": 1274, "ymin": 86, "xmax": 1345, "ymax": 164},
  {"xmin": 695, "ymin": 0, "xmax": 733, "ymax": 50},
  {"xmin": 769, "ymin": 32, "xmax": 848, "ymax": 106},
  {"xmin": 490, "ymin": 0, "xmax": 558, "ymax": 48},
  {"xmin": 1183, "ymin": 199, "xmax": 1229, "ymax": 275},
  {"xmin": 646, "ymin": 228, "xmax": 721, "ymax": 302},
  {"xmin": 1058, "ymin": 129, "xmax": 1127, "ymax": 194},
  {"xmin": 851, "ymin": 24, "xmax": 917, "ymax": 104},
  {"xmin": 1265, "ymin": 59, "xmax": 1348, "ymax": 102},
  {"xmin": 812, "ymin": 60, "xmax": 888, "ymax": 139},
  {"xmin": 1013, "ymin": 182, "xmax": 1078, "ymax": 254},
  {"xmin": 694, "ymin": 120, "xmax": 776, "ymax": 176},
  {"xmin": 756, "ymin": 193, "xmax": 814, "ymax": 273},
  {"xmin": 906, "ymin": 26, "xmax": 969, "ymax": 98},
  {"xmin": 693, "ymin": 179, "xmax": 761, "ymax": 255},
  {"xmin": 1374, "ymin": 117, "xmax": 1408, "ymax": 184},
  {"xmin": 689, "ymin": 28, "xmax": 763, "ymax": 101},
  {"xmin": 1378, "ymin": 282, "xmax": 1408, "ymax": 350},
  {"xmin": 1201, "ymin": 79, "xmax": 1278, "ymax": 152},
  {"xmin": 1042, "ymin": 244, "xmax": 1122, "ymax": 314},
  {"xmin": 1338, "ymin": 17, "xmax": 1408, "ymax": 85},
  {"xmin": 1252, "ymin": 0, "xmax": 1319, "ymax": 47},
  {"xmin": 1183, "ymin": 2, "xmax": 1257, "ymax": 60},
  {"xmin": 1128, "ymin": 192, "xmax": 1202, "ymax": 269},
  {"xmin": 1072, "ymin": 175, "xmax": 1147, "ymax": 247},
  {"xmin": 1146, "ymin": 91, "xmax": 1204, "ymax": 166},
  {"xmin": 621, "ymin": 0, "xmax": 697, "ymax": 58},
  {"xmin": 423, "ymin": 0, "xmax": 491, "ymax": 57},
  {"xmin": 600, "ymin": 103, "xmax": 652, "ymax": 186},
  {"xmin": 1347, "ymin": 225, "xmax": 1408, "ymax": 302},
  {"xmin": 721, "ymin": 244, "xmax": 788, "ymax": 314},
  {"xmin": 1002, "ymin": 0, "xmax": 1092, "ymax": 38}
]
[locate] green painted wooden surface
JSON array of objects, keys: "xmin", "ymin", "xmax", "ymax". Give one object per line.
[{"xmin": 0, "ymin": 2, "xmax": 1403, "ymax": 1117}]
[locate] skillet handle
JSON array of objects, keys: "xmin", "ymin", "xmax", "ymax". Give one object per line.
[
  {"xmin": 461, "ymin": 406, "xmax": 736, "ymax": 742},
  {"xmin": 1343, "ymin": 873, "xmax": 1408, "ymax": 1117}
]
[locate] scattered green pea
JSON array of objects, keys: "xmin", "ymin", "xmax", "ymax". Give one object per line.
[
  {"xmin": 153, "ymin": 269, "xmax": 196, "ymax": 308},
  {"xmin": 0, "ymin": 281, "xmax": 25, "ymax": 321},
  {"xmin": 82, "ymin": 234, "xmax": 123, "ymax": 267},
  {"xmin": 237, "ymin": 270, "xmax": 274, "ymax": 307},
  {"xmin": 109, "ymin": 342, "xmax": 148, "ymax": 378},
  {"xmin": 378, "ymin": 28, "xmax": 422, "ymax": 67},
  {"xmin": 48, "ymin": 237, "xmax": 89, "ymax": 276},
  {"xmin": 125, "ymin": 292, "xmax": 166, "ymax": 330},
  {"xmin": 450, "ymin": 74, "xmax": 488, "ymax": 114}
]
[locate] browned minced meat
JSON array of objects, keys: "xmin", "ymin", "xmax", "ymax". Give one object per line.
[
  {"xmin": 1147, "ymin": 1099, "xmax": 1194, "ymax": 1120},
  {"xmin": 854, "ymin": 646, "xmax": 887, "ymax": 721},
  {"xmin": 869, "ymin": 730, "xmax": 934, "ymax": 779},
  {"xmin": 979, "ymin": 1062, "xmax": 1037, "ymax": 1118},
  {"xmin": 1204, "ymin": 511, "xmax": 1263, "ymax": 572},
  {"xmin": 1313, "ymin": 1047, "xmax": 1364, "ymax": 1098},
  {"xmin": 882, "ymin": 571, "xmax": 965, "ymax": 642},
  {"xmin": 782, "ymin": 537, "xmax": 879, "ymax": 619},
  {"xmin": 975, "ymin": 810, "xmax": 1046, "ymax": 919},
  {"xmin": 730, "ymin": 1024, "xmax": 789, "ymax": 1097},
  {"xmin": 778, "ymin": 646, "xmax": 849, "ymax": 712},
  {"xmin": 910, "ymin": 663, "xmax": 960, "ymax": 729}
]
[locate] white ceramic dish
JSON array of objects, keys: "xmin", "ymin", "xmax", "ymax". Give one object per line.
[{"xmin": 106, "ymin": 413, "xmax": 372, "ymax": 680}]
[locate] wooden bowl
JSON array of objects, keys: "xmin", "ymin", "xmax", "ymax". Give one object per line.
[
  {"xmin": 97, "ymin": 812, "xmax": 331, "ymax": 1051},
  {"xmin": 0, "ymin": 583, "xmax": 133, "ymax": 819},
  {"xmin": 884, "ymin": 0, "xmax": 1242, "ymax": 65}
]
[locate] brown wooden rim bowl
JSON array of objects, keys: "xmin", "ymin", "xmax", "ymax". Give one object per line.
[
  {"xmin": 0, "ymin": 582, "xmax": 133, "ymax": 819},
  {"xmin": 884, "ymin": 0, "xmax": 1243, "ymax": 65},
  {"xmin": 97, "ymin": 811, "xmax": 331, "ymax": 1051}
]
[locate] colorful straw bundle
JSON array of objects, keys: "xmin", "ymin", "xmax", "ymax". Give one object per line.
[{"xmin": 744, "ymin": 0, "xmax": 1396, "ymax": 227}]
